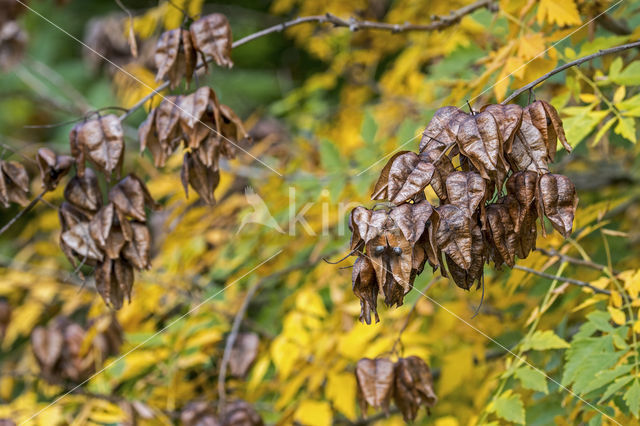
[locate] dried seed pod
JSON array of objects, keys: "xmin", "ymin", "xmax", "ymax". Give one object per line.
[
  {"xmin": 356, "ymin": 358, "xmax": 395, "ymax": 416},
  {"xmin": 349, "ymin": 206, "xmax": 372, "ymax": 251},
  {"xmin": 181, "ymin": 152, "xmax": 220, "ymax": 205},
  {"xmin": 445, "ymin": 171, "xmax": 486, "ymax": 216},
  {"xmin": 446, "ymin": 224, "xmax": 485, "ymax": 290},
  {"xmin": 155, "ymin": 29, "xmax": 197, "ymax": 88},
  {"xmin": 89, "ymin": 203, "xmax": 126, "ymax": 260},
  {"xmin": 139, "ymin": 110, "xmax": 171, "ymax": 168},
  {"xmin": 0, "ymin": 159, "xmax": 29, "ymax": 207},
  {"xmin": 72, "ymin": 114, "xmax": 125, "ymax": 177},
  {"xmin": 508, "ymin": 119, "xmax": 549, "ymax": 173},
  {"xmin": 60, "ymin": 221, "xmax": 104, "ymax": 265},
  {"xmin": 456, "ymin": 111, "xmax": 509, "ymax": 185},
  {"xmin": 485, "ymin": 203, "xmax": 517, "ymax": 268},
  {"xmin": 229, "ymin": 332, "xmax": 259, "ymax": 378},
  {"xmin": 95, "ymin": 258, "xmax": 134, "ymax": 310},
  {"xmin": 524, "ymin": 100, "xmax": 571, "ymax": 161},
  {"xmin": 371, "ymin": 151, "xmax": 411, "ymax": 200},
  {"xmin": 31, "ymin": 325, "xmax": 64, "ymax": 377},
  {"xmin": 181, "ymin": 401, "xmax": 219, "ymax": 426},
  {"xmin": 122, "ymin": 221, "xmax": 152, "ymax": 270},
  {"xmin": 393, "ymin": 356, "xmax": 437, "ymax": 421},
  {"xmin": 32, "ymin": 316, "xmax": 122, "ymax": 383},
  {"xmin": 64, "ymin": 168, "xmax": 102, "ymax": 213},
  {"xmin": 388, "ymin": 200, "xmax": 433, "ymax": 244},
  {"xmin": 179, "ymin": 86, "xmax": 220, "ymax": 149},
  {"xmin": 537, "ymin": 173, "xmax": 578, "ymax": 237},
  {"xmin": 480, "ymin": 103, "xmax": 523, "ymax": 153},
  {"xmin": 352, "ymin": 255, "xmax": 379, "ymax": 325},
  {"xmin": 108, "ymin": 174, "xmax": 159, "ymax": 222},
  {"xmin": 219, "ymin": 104, "xmax": 249, "ymax": 145},
  {"xmin": 222, "ymin": 400, "xmax": 264, "ymax": 426},
  {"xmin": 0, "ymin": 300, "xmax": 10, "ymax": 342},
  {"xmin": 433, "ymin": 205, "xmax": 472, "ymax": 270},
  {"xmin": 190, "ymin": 13, "xmax": 233, "ymax": 69},
  {"xmin": 0, "ymin": 21, "xmax": 27, "ymax": 71},
  {"xmin": 419, "ymin": 106, "xmax": 468, "ymax": 153},
  {"xmin": 419, "ymin": 149, "xmax": 456, "ymax": 201},
  {"xmin": 506, "ymin": 170, "xmax": 538, "ymax": 232},
  {"xmin": 36, "ymin": 148, "xmax": 74, "ymax": 190},
  {"xmin": 155, "ymin": 95, "xmax": 183, "ymax": 146}
]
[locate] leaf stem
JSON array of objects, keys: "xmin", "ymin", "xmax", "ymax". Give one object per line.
[{"xmin": 0, "ymin": 190, "xmax": 47, "ymax": 237}]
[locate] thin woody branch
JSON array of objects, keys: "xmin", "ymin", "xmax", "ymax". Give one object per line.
[
  {"xmin": 217, "ymin": 250, "xmax": 339, "ymax": 411},
  {"xmin": 119, "ymin": 0, "xmax": 496, "ymax": 122},
  {"xmin": 503, "ymin": 40, "xmax": 640, "ymax": 104},
  {"xmin": 512, "ymin": 264, "xmax": 611, "ymax": 296}
]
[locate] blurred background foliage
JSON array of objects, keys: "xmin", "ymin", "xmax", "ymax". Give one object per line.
[{"xmin": 1, "ymin": 0, "xmax": 640, "ymax": 424}]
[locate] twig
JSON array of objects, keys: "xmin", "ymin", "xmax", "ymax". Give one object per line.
[
  {"xmin": 0, "ymin": 190, "xmax": 47, "ymax": 236},
  {"xmin": 536, "ymin": 247, "xmax": 620, "ymax": 276},
  {"xmin": 512, "ymin": 264, "xmax": 611, "ymax": 295},
  {"xmin": 503, "ymin": 40, "xmax": 640, "ymax": 104},
  {"xmin": 119, "ymin": 0, "xmax": 496, "ymax": 122},
  {"xmin": 216, "ymin": 250, "xmax": 339, "ymax": 412}
]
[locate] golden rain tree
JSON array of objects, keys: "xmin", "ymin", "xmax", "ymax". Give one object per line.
[{"xmin": 0, "ymin": 0, "xmax": 639, "ymax": 425}]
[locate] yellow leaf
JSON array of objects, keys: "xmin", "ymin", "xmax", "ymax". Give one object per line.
[
  {"xmin": 2, "ymin": 302, "xmax": 42, "ymax": 348},
  {"xmin": 537, "ymin": 0, "xmax": 581, "ymax": 26},
  {"xmin": 578, "ymin": 94, "xmax": 597, "ymax": 104},
  {"xmin": 271, "ymin": 336, "xmax": 301, "ymax": 380},
  {"xmin": 247, "ymin": 354, "xmax": 271, "ymax": 393},
  {"xmin": 610, "ymin": 290, "xmax": 623, "ymax": 308},
  {"xmin": 296, "ymin": 289, "xmax": 327, "ymax": 317},
  {"xmin": 614, "ymin": 116, "xmax": 636, "ymax": 144},
  {"xmin": 438, "ymin": 347, "xmax": 474, "ymax": 397},
  {"xmin": 435, "ymin": 416, "xmax": 460, "ymax": 426},
  {"xmin": 614, "ymin": 86, "xmax": 626, "ymax": 104},
  {"xmin": 624, "ymin": 270, "xmax": 640, "ymax": 299},
  {"xmin": 326, "ymin": 371, "xmax": 356, "ymax": 420},
  {"xmin": 633, "ymin": 320, "xmax": 640, "ymax": 334},
  {"xmin": 517, "ymin": 33, "xmax": 546, "ymax": 60},
  {"xmin": 608, "ymin": 306, "xmax": 626, "ymax": 325},
  {"xmin": 294, "ymin": 400, "xmax": 332, "ymax": 426}
]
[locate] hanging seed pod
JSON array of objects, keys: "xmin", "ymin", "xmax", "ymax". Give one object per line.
[
  {"xmin": 347, "ymin": 99, "xmax": 577, "ymax": 321},
  {"xmin": 393, "ymin": 356, "xmax": 438, "ymax": 421},
  {"xmin": 0, "ymin": 159, "xmax": 29, "ymax": 207},
  {"xmin": 355, "ymin": 358, "xmax": 395, "ymax": 416},
  {"xmin": 36, "ymin": 148, "xmax": 74, "ymax": 191}
]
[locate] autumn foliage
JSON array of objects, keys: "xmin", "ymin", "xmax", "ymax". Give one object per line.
[{"xmin": 1, "ymin": 0, "xmax": 640, "ymax": 425}]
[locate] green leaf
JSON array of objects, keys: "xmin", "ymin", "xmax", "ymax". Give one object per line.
[
  {"xmin": 599, "ymin": 375, "xmax": 634, "ymax": 403},
  {"xmin": 521, "ymin": 330, "xmax": 570, "ymax": 351},
  {"xmin": 614, "ymin": 117, "xmax": 636, "ymax": 144},
  {"xmin": 586, "ymin": 310, "xmax": 615, "ymax": 333},
  {"xmin": 611, "ymin": 61, "xmax": 640, "ymax": 86},
  {"xmin": 563, "ymin": 335, "xmax": 623, "ymax": 392},
  {"xmin": 581, "ymin": 364, "xmax": 634, "ymax": 395},
  {"xmin": 490, "ymin": 390, "xmax": 525, "ymax": 424},
  {"xmin": 624, "ymin": 379, "xmax": 640, "ymax": 418},
  {"xmin": 319, "ymin": 139, "xmax": 346, "ymax": 173},
  {"xmin": 562, "ymin": 110, "xmax": 609, "ymax": 148},
  {"xmin": 361, "ymin": 110, "xmax": 378, "ymax": 144},
  {"xmin": 609, "ymin": 57, "xmax": 623, "ymax": 80},
  {"xmin": 514, "ymin": 365, "xmax": 548, "ymax": 394},
  {"xmin": 591, "ymin": 116, "xmax": 615, "ymax": 146},
  {"xmin": 396, "ymin": 120, "xmax": 419, "ymax": 148},
  {"xmin": 579, "ymin": 36, "xmax": 630, "ymax": 58}
]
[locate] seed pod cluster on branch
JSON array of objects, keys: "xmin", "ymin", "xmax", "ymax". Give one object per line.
[
  {"xmin": 155, "ymin": 13, "xmax": 233, "ymax": 89},
  {"xmin": 350, "ymin": 101, "xmax": 578, "ymax": 322},
  {"xmin": 0, "ymin": 0, "xmax": 28, "ymax": 71},
  {"xmin": 356, "ymin": 356, "xmax": 437, "ymax": 421},
  {"xmin": 138, "ymin": 85, "xmax": 248, "ymax": 204},
  {"xmin": 31, "ymin": 315, "xmax": 122, "ymax": 383},
  {"xmin": 180, "ymin": 400, "xmax": 263, "ymax": 426},
  {"xmin": 59, "ymin": 170, "xmax": 157, "ymax": 309}
]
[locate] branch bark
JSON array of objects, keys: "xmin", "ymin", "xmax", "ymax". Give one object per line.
[
  {"xmin": 216, "ymin": 249, "xmax": 339, "ymax": 412},
  {"xmin": 119, "ymin": 0, "xmax": 496, "ymax": 122},
  {"xmin": 503, "ymin": 40, "xmax": 640, "ymax": 104},
  {"xmin": 512, "ymin": 264, "xmax": 611, "ymax": 295}
]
